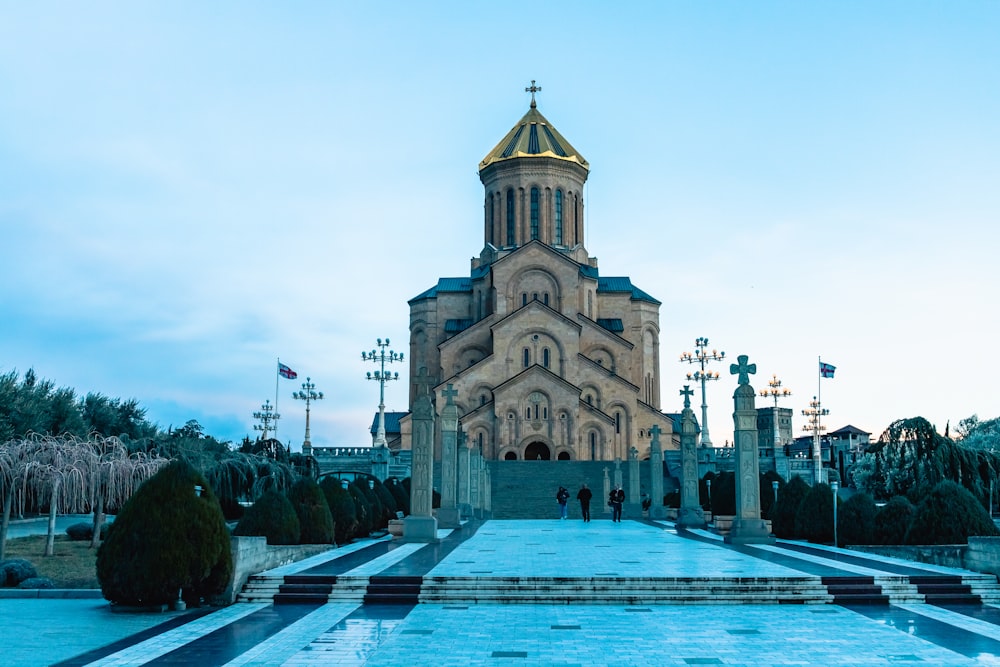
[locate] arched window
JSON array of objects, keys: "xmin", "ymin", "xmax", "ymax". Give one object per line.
[
  {"xmin": 542, "ymin": 407, "xmax": 548, "ymax": 419},
  {"xmin": 505, "ymin": 451, "xmax": 517, "ymax": 461},
  {"xmin": 523, "ymin": 348, "xmax": 530, "ymax": 367},
  {"xmin": 488, "ymin": 196, "xmax": 495, "ymax": 245},
  {"xmin": 554, "ymin": 189, "xmax": 563, "ymax": 244},
  {"xmin": 542, "ymin": 347, "xmax": 550, "ymax": 369},
  {"xmin": 477, "ymin": 432, "xmax": 484, "ymax": 454},
  {"xmin": 530, "ymin": 187, "xmax": 539, "ymax": 240},
  {"xmin": 522, "ymin": 293, "xmax": 528, "ymax": 306},
  {"xmin": 480, "ymin": 394, "xmax": 487, "ymax": 406},
  {"xmin": 525, "ymin": 407, "xmax": 531, "ymax": 419},
  {"xmin": 589, "ymin": 432, "xmax": 596, "ymax": 460},
  {"xmin": 543, "ymin": 293, "xmax": 549, "ymax": 306},
  {"xmin": 506, "ymin": 188, "xmax": 515, "ymax": 245},
  {"xmin": 615, "ymin": 412, "xmax": 622, "ymax": 434}
]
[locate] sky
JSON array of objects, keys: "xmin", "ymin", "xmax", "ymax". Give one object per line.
[{"xmin": 2, "ymin": 2, "xmax": 998, "ymax": 451}]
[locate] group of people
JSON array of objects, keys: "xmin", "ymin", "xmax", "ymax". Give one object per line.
[{"xmin": 556, "ymin": 483, "xmax": 625, "ymax": 522}]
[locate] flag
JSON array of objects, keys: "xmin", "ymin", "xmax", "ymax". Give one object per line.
[
  {"xmin": 278, "ymin": 362, "xmax": 298, "ymax": 380},
  {"xmin": 819, "ymin": 362, "xmax": 836, "ymax": 379}
]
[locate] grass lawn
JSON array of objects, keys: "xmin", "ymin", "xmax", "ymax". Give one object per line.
[{"xmin": 4, "ymin": 535, "xmax": 101, "ymax": 589}]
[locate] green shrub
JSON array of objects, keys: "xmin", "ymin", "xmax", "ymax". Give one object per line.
[
  {"xmin": 709, "ymin": 472, "xmax": 736, "ymax": 515},
  {"xmin": 233, "ymin": 490, "xmax": 301, "ymax": 545},
  {"xmin": 372, "ymin": 478, "xmax": 398, "ymax": 524},
  {"xmin": 97, "ymin": 460, "xmax": 233, "ymax": 606},
  {"xmin": 320, "ymin": 477, "xmax": 358, "ymax": 545},
  {"xmin": 287, "ymin": 478, "xmax": 334, "ymax": 544},
  {"xmin": 18, "ymin": 577, "xmax": 54, "ymax": 589},
  {"xmin": 65, "ymin": 522, "xmax": 109, "ymax": 542},
  {"xmin": 904, "ymin": 480, "xmax": 1000, "ymax": 545},
  {"xmin": 664, "ymin": 490, "xmax": 680, "ymax": 509},
  {"xmin": 772, "ymin": 475, "xmax": 811, "ymax": 538},
  {"xmin": 1, "ymin": 559, "xmax": 38, "ymax": 587},
  {"xmin": 349, "ymin": 482, "xmax": 374, "ymax": 538},
  {"xmin": 386, "ymin": 478, "xmax": 409, "ymax": 516},
  {"xmin": 795, "ymin": 482, "xmax": 836, "ymax": 544},
  {"xmin": 837, "ymin": 493, "xmax": 877, "ymax": 546},
  {"xmin": 760, "ymin": 471, "xmax": 785, "ymax": 520},
  {"xmin": 874, "ymin": 496, "xmax": 916, "ymax": 545}
]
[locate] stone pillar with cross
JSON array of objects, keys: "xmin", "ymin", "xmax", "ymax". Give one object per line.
[
  {"xmin": 648, "ymin": 424, "xmax": 666, "ymax": 520},
  {"xmin": 724, "ymin": 355, "xmax": 774, "ymax": 545},
  {"xmin": 602, "ymin": 466, "xmax": 611, "ymax": 515},
  {"xmin": 677, "ymin": 385, "xmax": 706, "ymax": 529},
  {"xmin": 625, "ymin": 446, "xmax": 641, "ymax": 518},
  {"xmin": 457, "ymin": 427, "xmax": 472, "ymax": 519},
  {"xmin": 404, "ymin": 368, "xmax": 438, "ymax": 542},
  {"xmin": 437, "ymin": 383, "xmax": 461, "ymax": 529}
]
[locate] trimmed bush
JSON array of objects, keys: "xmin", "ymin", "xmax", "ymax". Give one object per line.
[
  {"xmin": 904, "ymin": 480, "xmax": 1000, "ymax": 545},
  {"xmin": 233, "ymin": 490, "xmax": 301, "ymax": 545},
  {"xmin": 386, "ymin": 478, "xmax": 409, "ymax": 516},
  {"xmin": 710, "ymin": 472, "xmax": 736, "ymax": 515},
  {"xmin": 320, "ymin": 477, "xmax": 358, "ymax": 545},
  {"xmin": 97, "ymin": 460, "xmax": 233, "ymax": 607},
  {"xmin": 66, "ymin": 522, "xmax": 109, "ymax": 542},
  {"xmin": 772, "ymin": 475, "xmax": 811, "ymax": 538},
  {"xmin": 349, "ymin": 482, "xmax": 374, "ymax": 538},
  {"xmin": 373, "ymin": 479, "xmax": 398, "ymax": 525},
  {"xmin": 18, "ymin": 577, "xmax": 54, "ymax": 589},
  {"xmin": 664, "ymin": 490, "xmax": 680, "ymax": 509},
  {"xmin": 0, "ymin": 559, "xmax": 38, "ymax": 587},
  {"xmin": 760, "ymin": 471, "xmax": 785, "ymax": 520},
  {"xmin": 837, "ymin": 493, "xmax": 877, "ymax": 546},
  {"xmin": 795, "ymin": 482, "xmax": 836, "ymax": 544},
  {"xmin": 874, "ymin": 496, "xmax": 916, "ymax": 545},
  {"xmin": 287, "ymin": 478, "xmax": 334, "ymax": 544}
]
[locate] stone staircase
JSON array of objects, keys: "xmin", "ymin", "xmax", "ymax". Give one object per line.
[
  {"xmin": 486, "ymin": 460, "xmax": 665, "ymax": 520},
  {"xmin": 418, "ymin": 575, "xmax": 833, "ymax": 605}
]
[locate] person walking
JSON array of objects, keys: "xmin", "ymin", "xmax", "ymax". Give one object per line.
[
  {"xmin": 556, "ymin": 486, "xmax": 570, "ymax": 519},
  {"xmin": 577, "ymin": 483, "xmax": 593, "ymax": 522},
  {"xmin": 609, "ymin": 484, "xmax": 625, "ymax": 522}
]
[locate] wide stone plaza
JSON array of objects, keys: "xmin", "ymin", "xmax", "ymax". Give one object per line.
[{"xmin": 7, "ymin": 519, "xmax": 1000, "ymax": 666}]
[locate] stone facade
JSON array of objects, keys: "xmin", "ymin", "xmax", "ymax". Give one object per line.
[{"xmin": 401, "ymin": 100, "xmax": 676, "ymax": 462}]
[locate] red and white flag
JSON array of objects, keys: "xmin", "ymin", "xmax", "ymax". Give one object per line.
[{"xmin": 278, "ymin": 362, "xmax": 298, "ymax": 380}]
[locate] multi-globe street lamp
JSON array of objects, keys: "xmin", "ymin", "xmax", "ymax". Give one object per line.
[
  {"xmin": 362, "ymin": 338, "xmax": 404, "ymax": 449},
  {"xmin": 802, "ymin": 396, "xmax": 830, "ymax": 485},
  {"xmin": 760, "ymin": 374, "xmax": 793, "ymax": 449},
  {"xmin": 292, "ymin": 377, "xmax": 324, "ymax": 456},
  {"xmin": 680, "ymin": 337, "xmax": 725, "ymax": 447},
  {"xmin": 252, "ymin": 400, "xmax": 280, "ymax": 441}
]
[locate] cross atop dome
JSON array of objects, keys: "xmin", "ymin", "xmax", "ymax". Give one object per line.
[{"xmin": 525, "ymin": 79, "xmax": 542, "ymax": 108}]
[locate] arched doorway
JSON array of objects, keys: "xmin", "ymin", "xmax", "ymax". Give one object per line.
[
  {"xmin": 504, "ymin": 451, "xmax": 518, "ymax": 461},
  {"xmin": 557, "ymin": 451, "xmax": 571, "ymax": 461},
  {"xmin": 524, "ymin": 441, "xmax": 551, "ymax": 460}
]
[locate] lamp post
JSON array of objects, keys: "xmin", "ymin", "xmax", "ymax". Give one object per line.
[
  {"xmin": 760, "ymin": 374, "xmax": 792, "ymax": 449},
  {"xmin": 362, "ymin": 338, "xmax": 404, "ymax": 449},
  {"xmin": 772, "ymin": 480, "xmax": 779, "ymax": 509},
  {"xmin": 292, "ymin": 377, "xmax": 324, "ymax": 457},
  {"xmin": 802, "ymin": 396, "xmax": 830, "ymax": 485},
  {"xmin": 831, "ymin": 481, "xmax": 839, "ymax": 547},
  {"xmin": 706, "ymin": 477, "xmax": 712, "ymax": 518},
  {"xmin": 680, "ymin": 337, "xmax": 725, "ymax": 447},
  {"xmin": 252, "ymin": 400, "xmax": 280, "ymax": 441}
]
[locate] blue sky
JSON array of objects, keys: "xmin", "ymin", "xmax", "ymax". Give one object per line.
[{"xmin": 2, "ymin": 2, "xmax": 998, "ymax": 450}]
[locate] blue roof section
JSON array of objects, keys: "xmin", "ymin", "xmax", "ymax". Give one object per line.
[
  {"xmin": 444, "ymin": 318, "xmax": 473, "ymax": 333},
  {"xmin": 597, "ymin": 277, "xmax": 662, "ymax": 305},
  {"xmin": 579, "ymin": 265, "xmax": 599, "ymax": 280},
  {"xmin": 409, "ymin": 277, "xmax": 474, "ymax": 303},
  {"xmin": 369, "ymin": 411, "xmax": 407, "ymax": 435},
  {"xmin": 596, "ymin": 318, "xmax": 624, "ymax": 332}
]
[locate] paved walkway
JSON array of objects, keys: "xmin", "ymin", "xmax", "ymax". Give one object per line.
[{"xmin": 7, "ymin": 519, "xmax": 1000, "ymax": 665}]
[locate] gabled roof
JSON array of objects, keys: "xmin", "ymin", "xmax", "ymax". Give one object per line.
[
  {"xmin": 597, "ymin": 276, "xmax": 661, "ymax": 305},
  {"xmin": 369, "ymin": 411, "xmax": 407, "ymax": 435},
  {"xmin": 829, "ymin": 425, "xmax": 871, "ymax": 437},
  {"xmin": 479, "ymin": 105, "xmax": 588, "ymax": 171},
  {"xmin": 408, "ymin": 277, "xmax": 473, "ymax": 304}
]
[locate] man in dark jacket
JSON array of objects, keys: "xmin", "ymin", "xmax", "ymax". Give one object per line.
[
  {"xmin": 609, "ymin": 484, "xmax": 625, "ymax": 522},
  {"xmin": 556, "ymin": 486, "xmax": 570, "ymax": 519},
  {"xmin": 576, "ymin": 483, "xmax": 593, "ymax": 522}
]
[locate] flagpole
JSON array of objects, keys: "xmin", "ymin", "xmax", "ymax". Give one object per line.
[{"xmin": 274, "ymin": 358, "xmax": 280, "ymax": 441}]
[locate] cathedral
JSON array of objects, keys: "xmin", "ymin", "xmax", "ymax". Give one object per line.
[{"xmin": 399, "ymin": 91, "xmax": 677, "ymax": 462}]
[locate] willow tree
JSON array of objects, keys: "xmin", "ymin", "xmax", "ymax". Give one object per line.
[
  {"xmin": 0, "ymin": 438, "xmax": 32, "ymax": 561},
  {"xmin": 861, "ymin": 417, "xmax": 1000, "ymax": 503},
  {"xmin": 87, "ymin": 437, "xmax": 167, "ymax": 548},
  {"xmin": 204, "ymin": 452, "xmax": 296, "ymax": 519},
  {"xmin": 20, "ymin": 434, "xmax": 93, "ymax": 556}
]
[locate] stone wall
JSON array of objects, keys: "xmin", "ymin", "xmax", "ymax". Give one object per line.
[
  {"xmin": 212, "ymin": 536, "xmax": 331, "ymax": 605},
  {"xmin": 850, "ymin": 537, "xmax": 1000, "ymax": 578}
]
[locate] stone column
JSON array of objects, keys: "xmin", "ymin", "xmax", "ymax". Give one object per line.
[
  {"xmin": 469, "ymin": 450, "xmax": 480, "ymax": 515},
  {"xmin": 437, "ymin": 384, "xmax": 461, "ymax": 528},
  {"xmin": 725, "ymin": 355, "xmax": 774, "ymax": 545},
  {"xmin": 404, "ymin": 374, "xmax": 438, "ymax": 542},
  {"xmin": 603, "ymin": 466, "xmax": 611, "ymax": 515},
  {"xmin": 457, "ymin": 435, "xmax": 471, "ymax": 519},
  {"xmin": 676, "ymin": 387, "xmax": 706, "ymax": 529},
  {"xmin": 625, "ymin": 446, "xmax": 641, "ymax": 518},
  {"xmin": 483, "ymin": 463, "xmax": 492, "ymax": 514},
  {"xmin": 371, "ymin": 445, "xmax": 389, "ymax": 482},
  {"xmin": 648, "ymin": 424, "xmax": 666, "ymax": 520}
]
